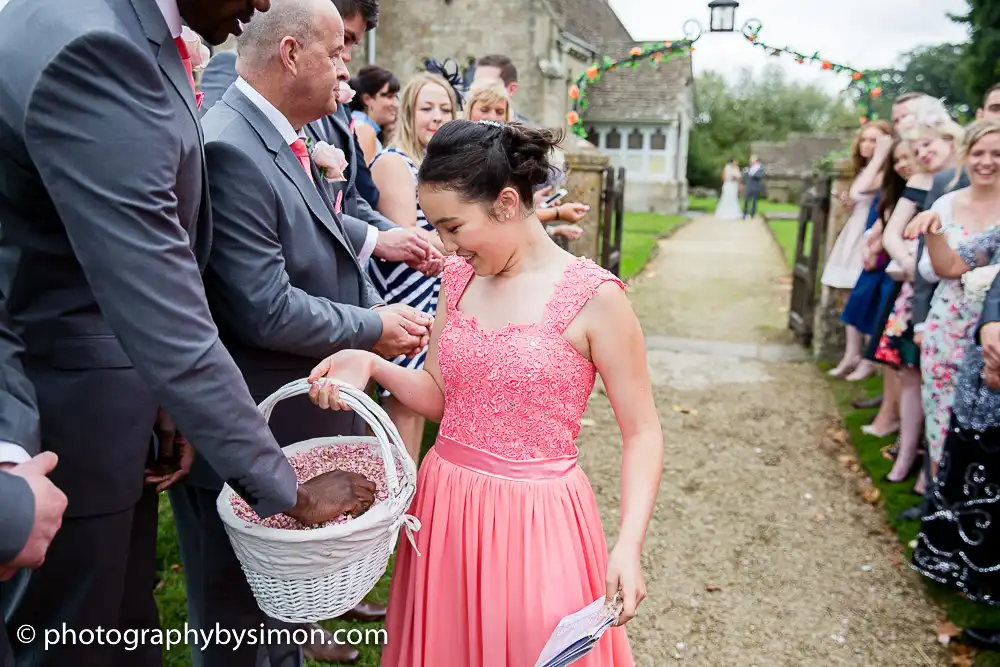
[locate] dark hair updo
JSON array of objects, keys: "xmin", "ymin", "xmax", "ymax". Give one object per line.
[
  {"xmin": 348, "ymin": 65, "xmax": 400, "ymax": 114},
  {"xmin": 418, "ymin": 119, "xmax": 562, "ymax": 210}
]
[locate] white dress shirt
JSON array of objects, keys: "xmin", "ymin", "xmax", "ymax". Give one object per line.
[{"xmin": 235, "ymin": 78, "xmax": 378, "ymax": 264}]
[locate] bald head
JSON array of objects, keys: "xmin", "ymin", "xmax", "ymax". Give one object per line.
[{"xmin": 236, "ymin": 0, "xmax": 341, "ymax": 74}]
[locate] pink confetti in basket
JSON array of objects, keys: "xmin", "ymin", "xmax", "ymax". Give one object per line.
[{"xmin": 230, "ymin": 441, "xmax": 404, "ymax": 530}]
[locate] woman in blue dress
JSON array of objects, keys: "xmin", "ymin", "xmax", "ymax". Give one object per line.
[{"xmin": 348, "ymin": 65, "xmax": 400, "ymax": 166}]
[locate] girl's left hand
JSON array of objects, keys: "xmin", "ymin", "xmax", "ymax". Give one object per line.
[{"xmin": 605, "ymin": 544, "xmax": 645, "ymax": 626}]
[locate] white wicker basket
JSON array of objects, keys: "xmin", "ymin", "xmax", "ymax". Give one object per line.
[{"xmin": 216, "ymin": 378, "xmax": 420, "ymax": 623}]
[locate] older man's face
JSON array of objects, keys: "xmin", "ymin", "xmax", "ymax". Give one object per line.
[{"xmin": 294, "ymin": 4, "xmax": 348, "ymax": 119}]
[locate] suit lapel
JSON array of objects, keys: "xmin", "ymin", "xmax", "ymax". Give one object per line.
[
  {"xmin": 222, "ymin": 88, "xmax": 355, "ymax": 258},
  {"xmin": 129, "ymin": 0, "xmax": 211, "ymax": 266}
]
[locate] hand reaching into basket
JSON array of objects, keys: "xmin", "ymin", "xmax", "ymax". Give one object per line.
[
  {"xmin": 373, "ymin": 304, "xmax": 432, "ymax": 359},
  {"xmin": 289, "ymin": 469, "xmax": 377, "ymax": 525}
]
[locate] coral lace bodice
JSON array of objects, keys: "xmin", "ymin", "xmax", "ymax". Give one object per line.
[{"xmin": 435, "ymin": 255, "xmax": 626, "ymax": 460}]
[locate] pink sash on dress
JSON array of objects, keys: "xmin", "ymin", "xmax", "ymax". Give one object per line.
[{"xmin": 433, "ymin": 435, "xmax": 578, "ymax": 481}]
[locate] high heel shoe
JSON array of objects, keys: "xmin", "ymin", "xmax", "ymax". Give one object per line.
[
  {"xmin": 884, "ymin": 453, "xmax": 923, "ymax": 483},
  {"xmin": 828, "ymin": 358, "xmax": 860, "ymax": 378},
  {"xmin": 863, "ymin": 422, "xmax": 900, "ymax": 438}
]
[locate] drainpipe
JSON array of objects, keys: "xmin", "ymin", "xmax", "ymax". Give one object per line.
[{"xmin": 367, "ymin": 28, "xmax": 376, "ymax": 63}]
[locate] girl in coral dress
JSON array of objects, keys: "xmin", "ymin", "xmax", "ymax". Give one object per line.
[{"xmin": 307, "ymin": 119, "xmax": 664, "ymax": 667}]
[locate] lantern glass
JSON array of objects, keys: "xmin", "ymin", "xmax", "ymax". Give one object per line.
[{"xmin": 708, "ymin": 0, "xmax": 738, "ymax": 32}]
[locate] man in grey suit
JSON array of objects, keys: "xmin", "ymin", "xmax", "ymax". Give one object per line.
[
  {"xmin": 742, "ymin": 155, "xmax": 766, "ymax": 219},
  {"xmin": 0, "ymin": 303, "xmax": 62, "ymax": 667},
  {"xmin": 172, "ymin": 2, "xmax": 431, "ymax": 665},
  {"xmin": 0, "ymin": 1, "xmax": 378, "ymax": 664},
  {"xmin": 198, "ymin": 49, "xmax": 238, "ymax": 117}
]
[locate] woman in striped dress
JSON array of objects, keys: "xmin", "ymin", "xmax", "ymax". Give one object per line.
[{"xmin": 369, "ymin": 72, "xmax": 457, "ymax": 459}]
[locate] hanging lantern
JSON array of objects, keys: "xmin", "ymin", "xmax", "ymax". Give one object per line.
[{"xmin": 708, "ymin": 0, "xmax": 739, "ymax": 32}]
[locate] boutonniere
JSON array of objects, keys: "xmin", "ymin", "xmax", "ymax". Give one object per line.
[
  {"xmin": 180, "ymin": 26, "xmax": 211, "ymax": 73},
  {"xmin": 337, "ymin": 81, "xmax": 356, "ymax": 105},
  {"xmin": 309, "ymin": 140, "xmax": 348, "ymax": 182}
]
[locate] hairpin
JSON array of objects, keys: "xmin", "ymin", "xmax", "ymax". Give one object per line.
[{"xmin": 424, "ymin": 58, "xmax": 467, "ymax": 110}]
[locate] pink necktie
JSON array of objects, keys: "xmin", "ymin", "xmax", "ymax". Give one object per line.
[
  {"xmin": 289, "ymin": 139, "xmax": 314, "ymax": 182},
  {"xmin": 173, "ymin": 36, "xmax": 203, "ymax": 109}
]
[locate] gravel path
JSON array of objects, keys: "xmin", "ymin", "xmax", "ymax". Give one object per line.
[{"xmin": 578, "ymin": 216, "xmax": 948, "ymax": 666}]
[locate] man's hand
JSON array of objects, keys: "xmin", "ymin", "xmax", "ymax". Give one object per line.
[
  {"xmin": 533, "ymin": 186, "xmax": 556, "ymax": 209},
  {"xmin": 4, "ymin": 452, "xmax": 67, "ymax": 573},
  {"xmin": 374, "ymin": 228, "xmax": 431, "ymax": 264},
  {"xmin": 986, "ymin": 364, "xmax": 1000, "ymax": 390},
  {"xmin": 551, "ymin": 224, "xmax": 584, "ymax": 241},
  {"xmin": 145, "ymin": 408, "xmax": 195, "ymax": 491},
  {"xmin": 373, "ymin": 304, "xmax": 432, "ymax": 359},
  {"xmin": 982, "ymin": 322, "xmax": 1000, "ymax": 370},
  {"xmin": 406, "ymin": 245, "xmax": 445, "ymax": 276},
  {"xmin": 286, "ymin": 470, "xmax": 377, "ymax": 526}
]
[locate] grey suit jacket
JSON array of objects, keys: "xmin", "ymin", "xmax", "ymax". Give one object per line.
[
  {"xmin": 198, "ymin": 50, "xmax": 237, "ymax": 118},
  {"xmin": 197, "ymin": 53, "xmax": 394, "ymax": 247},
  {"xmin": 194, "ymin": 86, "xmax": 384, "ymax": 488},
  {"xmin": 913, "ymin": 168, "xmax": 970, "ymax": 328},
  {"xmin": 743, "ymin": 166, "xmax": 765, "ymax": 195},
  {"xmin": 0, "ymin": 0, "xmax": 296, "ymax": 518}
]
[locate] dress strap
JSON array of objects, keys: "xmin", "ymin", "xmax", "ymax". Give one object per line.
[
  {"xmin": 441, "ymin": 255, "xmax": 475, "ymax": 311},
  {"xmin": 543, "ymin": 258, "xmax": 627, "ymax": 335}
]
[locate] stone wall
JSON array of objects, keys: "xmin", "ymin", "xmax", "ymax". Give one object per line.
[
  {"xmin": 751, "ymin": 132, "xmax": 850, "ymax": 205},
  {"xmin": 561, "ymin": 136, "xmax": 610, "ymax": 259},
  {"xmin": 371, "ymin": 0, "xmax": 571, "ymax": 127}
]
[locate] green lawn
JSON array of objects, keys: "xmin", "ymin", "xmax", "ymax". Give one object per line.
[
  {"xmin": 688, "ymin": 195, "xmax": 800, "ymax": 216},
  {"xmin": 619, "ymin": 211, "xmax": 686, "ymax": 280},
  {"xmin": 826, "ymin": 370, "xmax": 1000, "ymax": 666},
  {"xmin": 767, "ymin": 218, "xmax": 812, "ymax": 269}
]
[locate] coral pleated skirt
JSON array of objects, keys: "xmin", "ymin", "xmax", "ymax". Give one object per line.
[{"xmin": 380, "ymin": 436, "xmax": 634, "ymax": 667}]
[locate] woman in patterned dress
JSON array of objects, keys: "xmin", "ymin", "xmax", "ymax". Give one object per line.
[
  {"xmin": 909, "ymin": 124, "xmax": 1000, "ymax": 631},
  {"xmin": 369, "ymin": 72, "xmax": 456, "ymax": 459},
  {"xmin": 904, "ymin": 120, "xmax": 1000, "ymax": 478},
  {"xmin": 875, "ymin": 97, "xmax": 964, "ymax": 491}
]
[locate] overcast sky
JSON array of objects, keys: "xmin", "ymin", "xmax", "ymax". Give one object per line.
[{"xmin": 609, "ymin": 0, "xmax": 970, "ymax": 95}]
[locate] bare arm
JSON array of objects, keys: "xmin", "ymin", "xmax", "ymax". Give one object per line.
[
  {"xmin": 585, "ymin": 284, "xmax": 663, "ymax": 551},
  {"xmin": 354, "ymin": 124, "xmax": 378, "ymax": 167},
  {"xmin": 923, "ymin": 232, "xmax": 972, "ymax": 279},
  {"xmin": 309, "ymin": 290, "xmax": 448, "ymax": 422},
  {"xmin": 371, "ymin": 153, "xmax": 419, "ymax": 228},
  {"xmin": 882, "ymin": 197, "xmax": 919, "ymax": 267}
]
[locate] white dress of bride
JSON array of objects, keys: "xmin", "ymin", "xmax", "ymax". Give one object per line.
[{"xmin": 715, "ymin": 164, "xmax": 743, "ymax": 220}]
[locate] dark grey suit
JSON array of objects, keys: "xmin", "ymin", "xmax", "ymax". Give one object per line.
[
  {"xmin": 169, "ymin": 84, "xmax": 386, "ymax": 667},
  {"xmin": 0, "ymin": 0, "xmax": 300, "ymax": 663},
  {"xmin": 913, "ymin": 169, "xmax": 970, "ymax": 329},
  {"xmin": 198, "ymin": 51, "xmax": 395, "ymax": 236},
  {"xmin": 0, "ymin": 304, "xmax": 40, "ymax": 667},
  {"xmin": 743, "ymin": 164, "xmax": 765, "ymax": 218},
  {"xmin": 198, "ymin": 50, "xmax": 237, "ymax": 118}
]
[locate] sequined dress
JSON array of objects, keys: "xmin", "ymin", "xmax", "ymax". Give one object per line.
[
  {"xmin": 381, "ymin": 255, "xmax": 634, "ymax": 667},
  {"xmin": 912, "ymin": 234, "xmax": 1000, "ymax": 605}
]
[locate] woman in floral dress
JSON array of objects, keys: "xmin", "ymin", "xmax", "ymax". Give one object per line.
[
  {"xmin": 904, "ymin": 119, "xmax": 1000, "ymax": 477},
  {"xmin": 874, "ymin": 97, "xmax": 964, "ymax": 490}
]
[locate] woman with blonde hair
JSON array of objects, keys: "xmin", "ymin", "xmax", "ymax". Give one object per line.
[
  {"xmin": 464, "ymin": 79, "xmax": 511, "ymax": 123},
  {"xmin": 873, "ymin": 96, "xmax": 964, "ymax": 492},
  {"xmin": 822, "ymin": 119, "xmax": 894, "ymax": 379},
  {"xmin": 369, "ymin": 71, "xmax": 457, "ymax": 458}
]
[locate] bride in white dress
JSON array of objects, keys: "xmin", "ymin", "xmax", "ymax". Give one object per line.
[{"xmin": 715, "ymin": 159, "xmax": 743, "ymax": 219}]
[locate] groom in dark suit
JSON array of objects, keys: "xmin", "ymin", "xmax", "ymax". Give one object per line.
[
  {"xmin": 0, "ymin": 1, "xmax": 377, "ymax": 664},
  {"xmin": 742, "ymin": 155, "xmax": 766, "ymax": 219}
]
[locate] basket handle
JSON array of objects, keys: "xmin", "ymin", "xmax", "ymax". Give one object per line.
[{"xmin": 256, "ymin": 378, "xmax": 416, "ymax": 496}]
